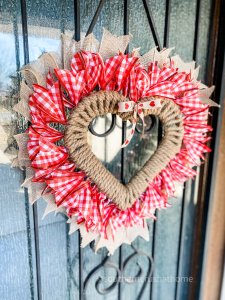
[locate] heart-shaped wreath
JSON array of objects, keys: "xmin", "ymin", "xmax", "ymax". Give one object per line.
[{"xmin": 13, "ymin": 29, "xmax": 218, "ymax": 254}]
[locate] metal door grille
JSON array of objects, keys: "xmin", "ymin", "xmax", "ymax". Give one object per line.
[{"xmin": 0, "ymin": 0, "xmax": 224, "ymax": 299}]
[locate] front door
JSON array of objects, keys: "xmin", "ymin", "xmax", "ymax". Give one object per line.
[{"xmin": 0, "ymin": 0, "xmax": 222, "ymax": 299}]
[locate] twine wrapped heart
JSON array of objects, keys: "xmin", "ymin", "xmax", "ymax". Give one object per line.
[{"xmin": 64, "ymin": 90, "xmax": 184, "ymax": 210}]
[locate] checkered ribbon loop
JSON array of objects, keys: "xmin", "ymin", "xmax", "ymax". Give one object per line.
[{"xmin": 118, "ymin": 98, "xmax": 162, "ymax": 147}]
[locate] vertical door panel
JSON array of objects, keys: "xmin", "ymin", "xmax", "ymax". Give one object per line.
[
  {"xmin": 0, "ymin": 0, "xmax": 37, "ymax": 299},
  {"xmin": 0, "ymin": 165, "xmax": 37, "ymax": 300}
]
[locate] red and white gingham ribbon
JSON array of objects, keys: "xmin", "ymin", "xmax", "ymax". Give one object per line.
[
  {"xmin": 118, "ymin": 98, "xmax": 162, "ymax": 147},
  {"xmin": 24, "ymin": 48, "xmax": 214, "ymax": 239}
]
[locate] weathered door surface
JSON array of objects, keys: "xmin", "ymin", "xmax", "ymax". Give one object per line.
[{"xmin": 0, "ymin": 1, "xmax": 223, "ymax": 300}]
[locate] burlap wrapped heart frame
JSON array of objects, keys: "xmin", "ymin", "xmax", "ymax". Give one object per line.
[
  {"xmin": 65, "ymin": 91, "xmax": 184, "ymax": 210},
  {"xmin": 12, "ymin": 29, "xmax": 218, "ymax": 254}
]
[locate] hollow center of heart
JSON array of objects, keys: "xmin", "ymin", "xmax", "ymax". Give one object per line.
[{"xmin": 88, "ymin": 114, "xmax": 161, "ymax": 184}]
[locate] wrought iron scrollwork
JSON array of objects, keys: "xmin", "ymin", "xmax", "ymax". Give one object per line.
[
  {"xmin": 122, "ymin": 246, "xmax": 154, "ymax": 298},
  {"xmin": 82, "ymin": 245, "xmax": 154, "ymax": 298},
  {"xmin": 83, "ymin": 256, "xmax": 113, "ymax": 297},
  {"xmin": 88, "ymin": 114, "xmax": 116, "ymax": 137},
  {"xmin": 135, "ymin": 115, "xmax": 156, "ymax": 134},
  {"xmin": 88, "ymin": 114, "xmax": 156, "ymax": 137},
  {"xmin": 95, "ymin": 261, "xmax": 121, "ymax": 295}
]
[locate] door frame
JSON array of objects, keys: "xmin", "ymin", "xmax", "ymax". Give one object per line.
[{"xmin": 188, "ymin": 0, "xmax": 225, "ymax": 299}]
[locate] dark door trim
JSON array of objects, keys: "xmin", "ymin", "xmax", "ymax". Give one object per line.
[{"xmin": 188, "ymin": 0, "xmax": 225, "ymax": 299}]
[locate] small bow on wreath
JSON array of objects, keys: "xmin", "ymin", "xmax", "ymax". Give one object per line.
[{"xmin": 118, "ymin": 98, "xmax": 162, "ymax": 147}]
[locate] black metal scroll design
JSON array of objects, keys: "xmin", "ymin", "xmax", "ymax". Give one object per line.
[
  {"xmin": 122, "ymin": 246, "xmax": 154, "ymax": 299},
  {"xmin": 88, "ymin": 115, "xmax": 156, "ymax": 138},
  {"xmin": 88, "ymin": 114, "xmax": 117, "ymax": 137},
  {"xmin": 82, "ymin": 245, "xmax": 154, "ymax": 298},
  {"xmin": 83, "ymin": 256, "xmax": 120, "ymax": 296},
  {"xmin": 135, "ymin": 115, "xmax": 156, "ymax": 134}
]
